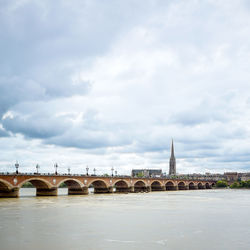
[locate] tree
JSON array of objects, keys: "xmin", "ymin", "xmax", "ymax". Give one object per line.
[
  {"xmin": 21, "ymin": 182, "xmax": 34, "ymax": 188},
  {"xmin": 230, "ymin": 182, "xmax": 240, "ymax": 189},
  {"xmin": 216, "ymin": 180, "xmax": 228, "ymax": 188},
  {"xmin": 136, "ymin": 172, "xmax": 144, "ymax": 177},
  {"xmin": 229, "ymin": 180, "xmax": 250, "ymax": 189},
  {"xmin": 59, "ymin": 182, "xmax": 67, "ymax": 188},
  {"xmin": 246, "ymin": 180, "xmax": 250, "ymax": 188}
]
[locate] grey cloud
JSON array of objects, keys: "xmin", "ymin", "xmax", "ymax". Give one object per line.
[
  {"xmin": 0, "ymin": 76, "xmax": 90, "ymax": 118},
  {"xmin": 0, "ymin": 0, "xmax": 155, "ymax": 75},
  {"xmin": 0, "ymin": 0, "xmax": 152, "ymax": 118},
  {"xmin": 170, "ymin": 97, "xmax": 233, "ymax": 126},
  {"xmin": 45, "ymin": 131, "xmax": 123, "ymax": 149},
  {"xmin": 2, "ymin": 112, "xmax": 69, "ymax": 139},
  {"xmin": 1, "ymin": 0, "xmax": 250, "ymax": 173},
  {"xmin": 216, "ymin": 155, "xmax": 250, "ymax": 163},
  {"xmin": 45, "ymin": 119, "xmax": 133, "ymax": 150},
  {"xmin": 2, "ymin": 104, "xmax": 133, "ymax": 149},
  {"xmin": 0, "ymin": 126, "xmax": 9, "ymax": 137},
  {"xmin": 0, "ymin": 77, "xmax": 45, "ymax": 117}
]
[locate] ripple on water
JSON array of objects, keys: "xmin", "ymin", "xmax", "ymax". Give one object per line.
[{"xmin": 1, "ymin": 189, "xmax": 250, "ymax": 250}]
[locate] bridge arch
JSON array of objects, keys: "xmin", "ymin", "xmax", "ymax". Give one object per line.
[
  {"xmin": 113, "ymin": 180, "xmax": 129, "ymax": 193},
  {"xmin": 0, "ymin": 179, "xmax": 18, "ymax": 197},
  {"xmin": 57, "ymin": 178, "xmax": 87, "ymax": 195},
  {"xmin": 189, "ymin": 182, "xmax": 196, "ymax": 190},
  {"xmin": 178, "ymin": 181, "xmax": 186, "ymax": 190},
  {"xmin": 88, "ymin": 179, "xmax": 109, "ymax": 188},
  {"xmin": 88, "ymin": 179, "xmax": 109, "ymax": 193},
  {"xmin": 113, "ymin": 179, "xmax": 130, "ymax": 187},
  {"xmin": 0, "ymin": 178, "xmax": 14, "ymax": 190},
  {"xmin": 57, "ymin": 178, "xmax": 83, "ymax": 188},
  {"xmin": 134, "ymin": 180, "xmax": 147, "ymax": 192},
  {"xmin": 197, "ymin": 183, "xmax": 204, "ymax": 189},
  {"xmin": 151, "ymin": 181, "xmax": 162, "ymax": 191},
  {"xmin": 18, "ymin": 178, "xmax": 56, "ymax": 196},
  {"xmin": 18, "ymin": 178, "xmax": 53, "ymax": 189},
  {"xmin": 166, "ymin": 181, "xmax": 175, "ymax": 190}
]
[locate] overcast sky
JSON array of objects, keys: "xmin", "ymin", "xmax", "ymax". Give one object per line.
[{"xmin": 1, "ymin": 0, "xmax": 250, "ymax": 175}]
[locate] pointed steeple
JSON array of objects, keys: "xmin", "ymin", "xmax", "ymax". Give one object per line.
[
  {"xmin": 171, "ymin": 139, "xmax": 175, "ymax": 158},
  {"xmin": 169, "ymin": 139, "xmax": 176, "ymax": 176}
]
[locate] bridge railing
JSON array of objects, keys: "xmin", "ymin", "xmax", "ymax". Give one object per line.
[{"xmin": 0, "ymin": 172, "xmax": 218, "ymax": 182}]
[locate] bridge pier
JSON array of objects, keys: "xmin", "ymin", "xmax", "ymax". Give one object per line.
[
  {"xmin": 0, "ymin": 188, "xmax": 19, "ymax": 198},
  {"xmin": 151, "ymin": 185, "xmax": 165, "ymax": 191},
  {"xmin": 94, "ymin": 187, "xmax": 113, "ymax": 194},
  {"xmin": 68, "ymin": 187, "xmax": 88, "ymax": 195},
  {"xmin": 165, "ymin": 183, "xmax": 178, "ymax": 191},
  {"xmin": 36, "ymin": 187, "xmax": 58, "ymax": 196},
  {"xmin": 146, "ymin": 186, "xmax": 151, "ymax": 192},
  {"xmin": 115, "ymin": 187, "xmax": 130, "ymax": 193},
  {"xmin": 134, "ymin": 186, "xmax": 148, "ymax": 193},
  {"xmin": 129, "ymin": 186, "xmax": 135, "ymax": 192},
  {"xmin": 198, "ymin": 184, "xmax": 205, "ymax": 189}
]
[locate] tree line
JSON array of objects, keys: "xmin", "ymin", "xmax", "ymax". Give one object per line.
[{"xmin": 216, "ymin": 180, "xmax": 250, "ymax": 188}]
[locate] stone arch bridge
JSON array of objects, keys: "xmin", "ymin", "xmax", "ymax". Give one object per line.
[{"xmin": 0, "ymin": 174, "xmax": 216, "ymax": 197}]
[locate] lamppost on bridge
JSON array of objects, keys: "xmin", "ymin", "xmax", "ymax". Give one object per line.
[
  {"xmin": 93, "ymin": 168, "xmax": 96, "ymax": 175},
  {"xmin": 115, "ymin": 170, "xmax": 117, "ymax": 176},
  {"xmin": 86, "ymin": 165, "xmax": 89, "ymax": 176},
  {"xmin": 54, "ymin": 163, "xmax": 58, "ymax": 175},
  {"xmin": 36, "ymin": 164, "xmax": 40, "ymax": 174},
  {"xmin": 111, "ymin": 166, "xmax": 114, "ymax": 177},
  {"xmin": 68, "ymin": 167, "xmax": 71, "ymax": 175},
  {"xmin": 15, "ymin": 161, "xmax": 19, "ymax": 174}
]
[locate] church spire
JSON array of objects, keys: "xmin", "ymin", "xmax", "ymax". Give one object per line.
[
  {"xmin": 171, "ymin": 139, "xmax": 175, "ymax": 158},
  {"xmin": 169, "ymin": 139, "xmax": 176, "ymax": 176}
]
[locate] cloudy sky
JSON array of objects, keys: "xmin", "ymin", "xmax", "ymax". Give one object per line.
[{"xmin": 1, "ymin": 0, "xmax": 250, "ymax": 175}]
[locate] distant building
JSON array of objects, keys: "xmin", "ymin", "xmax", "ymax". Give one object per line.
[
  {"xmin": 169, "ymin": 139, "xmax": 176, "ymax": 175},
  {"xmin": 224, "ymin": 172, "xmax": 239, "ymax": 183},
  {"xmin": 180, "ymin": 173, "xmax": 224, "ymax": 181},
  {"xmin": 131, "ymin": 169, "xmax": 162, "ymax": 178},
  {"xmin": 239, "ymin": 173, "xmax": 250, "ymax": 181}
]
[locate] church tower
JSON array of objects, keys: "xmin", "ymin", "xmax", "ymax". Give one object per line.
[{"xmin": 169, "ymin": 139, "xmax": 176, "ymax": 175}]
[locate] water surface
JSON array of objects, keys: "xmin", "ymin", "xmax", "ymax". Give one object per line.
[{"xmin": 0, "ymin": 189, "xmax": 249, "ymax": 250}]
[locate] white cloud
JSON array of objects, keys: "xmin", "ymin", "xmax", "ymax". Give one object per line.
[{"xmin": 1, "ymin": 0, "xmax": 250, "ymax": 174}]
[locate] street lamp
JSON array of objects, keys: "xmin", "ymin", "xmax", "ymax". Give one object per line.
[
  {"xmin": 93, "ymin": 168, "xmax": 96, "ymax": 175},
  {"xmin": 115, "ymin": 170, "xmax": 117, "ymax": 176},
  {"xmin": 54, "ymin": 163, "xmax": 58, "ymax": 175},
  {"xmin": 15, "ymin": 161, "xmax": 19, "ymax": 174},
  {"xmin": 86, "ymin": 165, "xmax": 89, "ymax": 176},
  {"xmin": 111, "ymin": 166, "xmax": 114, "ymax": 177},
  {"xmin": 68, "ymin": 167, "xmax": 70, "ymax": 175},
  {"xmin": 36, "ymin": 164, "xmax": 40, "ymax": 174}
]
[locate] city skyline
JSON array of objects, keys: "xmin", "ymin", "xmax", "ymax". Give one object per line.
[{"xmin": 1, "ymin": 1, "xmax": 250, "ymax": 174}]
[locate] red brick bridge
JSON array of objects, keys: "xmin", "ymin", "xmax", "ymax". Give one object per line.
[{"xmin": 0, "ymin": 173, "xmax": 216, "ymax": 197}]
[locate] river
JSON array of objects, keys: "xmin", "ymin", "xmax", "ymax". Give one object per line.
[{"xmin": 0, "ymin": 189, "xmax": 249, "ymax": 250}]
